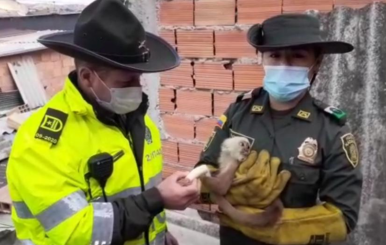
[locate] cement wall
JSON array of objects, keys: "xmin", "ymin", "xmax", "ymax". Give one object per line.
[
  {"xmin": 128, "ymin": 0, "xmax": 165, "ymax": 138},
  {"xmin": 314, "ymin": 3, "xmax": 386, "ymax": 245}
]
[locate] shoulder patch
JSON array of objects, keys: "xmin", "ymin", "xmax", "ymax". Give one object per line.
[
  {"xmin": 313, "ymin": 100, "xmax": 347, "ymax": 125},
  {"xmin": 341, "ymin": 133, "xmax": 359, "ymax": 168},
  {"xmin": 203, "ymin": 131, "xmax": 216, "ymax": 152},
  {"xmin": 35, "ymin": 108, "xmax": 68, "ymax": 145}
]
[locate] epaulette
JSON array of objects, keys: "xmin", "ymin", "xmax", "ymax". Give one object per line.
[
  {"xmin": 236, "ymin": 88, "xmax": 262, "ymax": 103},
  {"xmin": 313, "ymin": 99, "xmax": 347, "ymax": 126},
  {"xmin": 35, "ymin": 108, "xmax": 68, "ymax": 145}
]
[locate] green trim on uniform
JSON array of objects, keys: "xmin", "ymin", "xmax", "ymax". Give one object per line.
[{"xmin": 313, "ymin": 100, "xmax": 347, "ymax": 125}]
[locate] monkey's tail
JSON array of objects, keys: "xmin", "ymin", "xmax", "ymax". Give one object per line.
[{"xmin": 214, "ymin": 195, "xmax": 283, "ymax": 227}]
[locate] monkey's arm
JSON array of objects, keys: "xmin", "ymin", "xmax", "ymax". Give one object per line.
[{"xmin": 201, "ymin": 163, "xmax": 239, "ymax": 196}]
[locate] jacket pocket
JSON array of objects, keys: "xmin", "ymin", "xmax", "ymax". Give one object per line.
[{"xmin": 281, "ymin": 161, "xmax": 321, "ymax": 207}]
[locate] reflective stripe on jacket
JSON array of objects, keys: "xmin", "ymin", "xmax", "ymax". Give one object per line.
[{"xmin": 7, "ymin": 76, "xmax": 166, "ymax": 245}]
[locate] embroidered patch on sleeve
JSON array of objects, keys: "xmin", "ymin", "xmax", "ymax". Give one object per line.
[
  {"xmin": 341, "ymin": 133, "xmax": 359, "ymax": 168},
  {"xmin": 203, "ymin": 131, "xmax": 216, "ymax": 152},
  {"xmin": 35, "ymin": 108, "xmax": 68, "ymax": 145},
  {"xmin": 216, "ymin": 115, "xmax": 227, "ymax": 129}
]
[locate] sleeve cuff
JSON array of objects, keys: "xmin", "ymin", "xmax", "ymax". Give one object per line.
[{"xmin": 142, "ymin": 187, "xmax": 165, "ymax": 216}]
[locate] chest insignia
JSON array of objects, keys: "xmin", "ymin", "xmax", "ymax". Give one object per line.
[
  {"xmin": 251, "ymin": 105, "xmax": 264, "ymax": 114},
  {"xmin": 297, "ymin": 137, "xmax": 318, "ymax": 164},
  {"xmin": 145, "ymin": 126, "xmax": 153, "ymax": 145},
  {"xmin": 296, "ymin": 110, "xmax": 311, "ymax": 120}
]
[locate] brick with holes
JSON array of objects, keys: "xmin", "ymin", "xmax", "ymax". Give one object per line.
[
  {"xmin": 177, "ymin": 90, "xmax": 212, "ymax": 116},
  {"xmin": 194, "ymin": 62, "xmax": 233, "ymax": 90}
]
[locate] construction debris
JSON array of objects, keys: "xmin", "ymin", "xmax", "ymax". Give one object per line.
[
  {"xmin": 0, "ymin": 186, "xmax": 11, "ymax": 214},
  {"xmin": 0, "ymin": 137, "xmax": 11, "ymax": 162},
  {"xmin": 8, "ymin": 58, "xmax": 48, "ymax": 109}
]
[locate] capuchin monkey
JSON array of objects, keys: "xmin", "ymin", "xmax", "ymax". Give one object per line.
[{"xmin": 184, "ymin": 137, "xmax": 283, "ymax": 227}]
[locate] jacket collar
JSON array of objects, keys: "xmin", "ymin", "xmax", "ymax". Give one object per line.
[{"xmin": 63, "ymin": 72, "xmax": 95, "ymax": 116}]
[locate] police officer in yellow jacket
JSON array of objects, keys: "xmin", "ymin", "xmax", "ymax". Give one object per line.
[
  {"xmin": 7, "ymin": 1, "xmax": 200, "ymax": 245},
  {"xmin": 197, "ymin": 14, "xmax": 363, "ymax": 245}
]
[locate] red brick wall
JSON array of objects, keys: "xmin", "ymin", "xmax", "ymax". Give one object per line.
[{"xmin": 0, "ymin": 49, "xmax": 74, "ymax": 99}]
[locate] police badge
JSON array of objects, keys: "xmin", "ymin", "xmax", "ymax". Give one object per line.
[{"xmin": 297, "ymin": 137, "xmax": 318, "ymax": 164}]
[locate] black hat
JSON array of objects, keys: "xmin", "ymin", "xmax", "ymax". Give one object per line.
[
  {"xmin": 247, "ymin": 13, "xmax": 354, "ymax": 54},
  {"xmin": 37, "ymin": 0, "xmax": 180, "ymax": 73}
]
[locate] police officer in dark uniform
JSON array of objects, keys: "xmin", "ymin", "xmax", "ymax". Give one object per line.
[{"xmin": 197, "ymin": 14, "xmax": 363, "ymax": 245}]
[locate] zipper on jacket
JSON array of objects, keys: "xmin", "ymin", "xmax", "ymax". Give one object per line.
[
  {"xmin": 125, "ymin": 132, "xmax": 149, "ymax": 245},
  {"xmin": 117, "ymin": 113, "xmax": 150, "ymax": 245}
]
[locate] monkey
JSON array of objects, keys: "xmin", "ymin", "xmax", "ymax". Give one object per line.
[{"xmin": 184, "ymin": 136, "xmax": 283, "ymax": 227}]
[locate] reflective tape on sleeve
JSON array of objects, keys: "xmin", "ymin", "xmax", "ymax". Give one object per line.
[
  {"xmin": 13, "ymin": 201, "xmax": 33, "ymax": 219},
  {"xmin": 146, "ymin": 173, "xmax": 162, "ymax": 190},
  {"xmin": 91, "ymin": 202, "xmax": 114, "ymax": 245},
  {"xmin": 36, "ymin": 190, "xmax": 88, "ymax": 231},
  {"xmin": 150, "ymin": 231, "xmax": 166, "ymax": 245}
]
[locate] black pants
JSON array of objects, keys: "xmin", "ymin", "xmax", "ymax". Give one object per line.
[{"xmin": 219, "ymin": 226, "xmax": 271, "ymax": 245}]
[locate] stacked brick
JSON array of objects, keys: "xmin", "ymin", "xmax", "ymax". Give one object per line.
[{"xmin": 0, "ymin": 50, "xmax": 74, "ymax": 98}]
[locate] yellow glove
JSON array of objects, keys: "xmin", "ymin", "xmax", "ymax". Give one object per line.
[
  {"xmin": 219, "ymin": 202, "xmax": 347, "ymax": 245},
  {"xmin": 226, "ymin": 150, "xmax": 291, "ymax": 208}
]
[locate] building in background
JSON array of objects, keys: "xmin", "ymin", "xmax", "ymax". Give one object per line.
[{"xmin": 0, "ymin": 0, "xmax": 88, "ymax": 115}]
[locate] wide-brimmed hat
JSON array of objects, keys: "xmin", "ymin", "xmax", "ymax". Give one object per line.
[
  {"xmin": 247, "ymin": 13, "xmax": 354, "ymax": 54},
  {"xmin": 37, "ymin": 0, "xmax": 180, "ymax": 73}
]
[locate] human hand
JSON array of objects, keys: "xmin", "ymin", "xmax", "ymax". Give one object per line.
[
  {"xmin": 165, "ymin": 231, "xmax": 179, "ymax": 245},
  {"xmin": 157, "ymin": 171, "xmax": 200, "ymax": 210},
  {"xmin": 226, "ymin": 150, "xmax": 291, "ymax": 209}
]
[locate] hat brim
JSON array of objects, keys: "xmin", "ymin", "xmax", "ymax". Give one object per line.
[
  {"xmin": 251, "ymin": 41, "xmax": 354, "ymax": 54},
  {"xmin": 247, "ymin": 24, "xmax": 354, "ymax": 54},
  {"xmin": 38, "ymin": 31, "xmax": 180, "ymax": 73}
]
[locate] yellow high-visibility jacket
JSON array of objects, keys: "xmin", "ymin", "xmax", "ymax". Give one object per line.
[{"xmin": 7, "ymin": 72, "xmax": 166, "ymax": 245}]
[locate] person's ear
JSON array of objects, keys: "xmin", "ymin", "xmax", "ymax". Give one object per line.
[
  {"xmin": 78, "ymin": 67, "xmax": 93, "ymax": 88},
  {"xmin": 311, "ymin": 55, "xmax": 324, "ymax": 74}
]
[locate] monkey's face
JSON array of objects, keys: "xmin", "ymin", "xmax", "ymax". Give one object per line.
[
  {"xmin": 238, "ymin": 138, "xmax": 251, "ymax": 159},
  {"xmin": 223, "ymin": 136, "xmax": 251, "ymax": 162}
]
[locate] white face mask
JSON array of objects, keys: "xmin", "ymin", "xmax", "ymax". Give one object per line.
[{"xmin": 91, "ymin": 71, "xmax": 143, "ymax": 114}]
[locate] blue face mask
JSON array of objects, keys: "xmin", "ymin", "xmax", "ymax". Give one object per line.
[{"xmin": 263, "ymin": 65, "xmax": 311, "ymax": 102}]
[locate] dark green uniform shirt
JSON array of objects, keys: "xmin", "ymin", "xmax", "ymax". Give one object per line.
[{"xmin": 197, "ymin": 88, "xmax": 363, "ymax": 244}]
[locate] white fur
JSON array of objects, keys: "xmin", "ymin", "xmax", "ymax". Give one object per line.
[
  {"xmin": 185, "ymin": 136, "xmax": 251, "ymax": 182},
  {"xmin": 218, "ymin": 136, "xmax": 251, "ymax": 169}
]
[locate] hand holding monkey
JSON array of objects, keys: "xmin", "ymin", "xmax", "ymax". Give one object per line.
[{"xmin": 182, "ymin": 137, "xmax": 291, "ymax": 227}]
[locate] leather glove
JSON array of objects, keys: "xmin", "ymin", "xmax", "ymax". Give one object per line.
[
  {"xmin": 219, "ymin": 202, "xmax": 347, "ymax": 245},
  {"xmin": 226, "ymin": 150, "xmax": 291, "ymax": 208}
]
